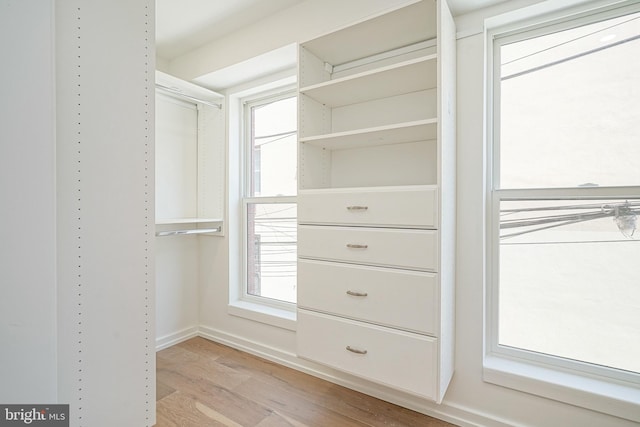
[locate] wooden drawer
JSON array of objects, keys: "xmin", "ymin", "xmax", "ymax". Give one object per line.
[
  {"xmin": 297, "ymin": 310, "xmax": 437, "ymax": 399},
  {"xmin": 298, "ymin": 259, "xmax": 437, "ymax": 334},
  {"xmin": 298, "ymin": 186, "xmax": 437, "ymax": 228},
  {"xmin": 298, "ymin": 225, "xmax": 437, "ymax": 271}
]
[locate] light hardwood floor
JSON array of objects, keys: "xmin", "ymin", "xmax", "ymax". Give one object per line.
[{"xmin": 155, "ymin": 337, "xmax": 457, "ymax": 427}]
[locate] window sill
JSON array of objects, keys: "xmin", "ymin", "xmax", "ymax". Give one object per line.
[
  {"xmin": 483, "ymin": 354, "xmax": 640, "ymax": 422},
  {"xmin": 228, "ymin": 300, "xmax": 297, "ymax": 331}
]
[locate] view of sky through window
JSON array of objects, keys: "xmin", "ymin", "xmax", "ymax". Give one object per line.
[
  {"xmin": 497, "ymin": 11, "xmax": 640, "ymax": 374},
  {"xmin": 500, "ymin": 12, "xmax": 640, "ymax": 189}
]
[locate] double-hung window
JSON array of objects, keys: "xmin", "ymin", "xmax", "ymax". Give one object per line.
[
  {"xmin": 242, "ymin": 90, "xmax": 297, "ymax": 308},
  {"xmin": 487, "ymin": 1, "xmax": 640, "ymax": 418}
]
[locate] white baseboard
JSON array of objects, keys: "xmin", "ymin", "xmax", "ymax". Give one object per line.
[
  {"xmin": 196, "ymin": 325, "xmax": 512, "ymax": 427},
  {"xmin": 155, "ymin": 326, "xmax": 199, "ymax": 351}
]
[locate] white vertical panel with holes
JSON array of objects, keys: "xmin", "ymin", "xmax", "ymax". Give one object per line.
[{"xmin": 56, "ymin": 1, "xmax": 156, "ymax": 426}]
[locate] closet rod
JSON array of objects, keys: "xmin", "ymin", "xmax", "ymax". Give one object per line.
[{"xmin": 156, "ymin": 83, "xmax": 222, "ymax": 109}]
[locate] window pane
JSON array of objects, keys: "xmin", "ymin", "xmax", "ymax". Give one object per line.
[
  {"xmin": 499, "ymin": 12, "xmax": 640, "ymax": 189},
  {"xmin": 499, "ymin": 198, "xmax": 640, "ymax": 372},
  {"xmin": 247, "ymin": 203, "xmax": 297, "ymax": 304},
  {"xmin": 251, "ymin": 96, "xmax": 297, "ymax": 197}
]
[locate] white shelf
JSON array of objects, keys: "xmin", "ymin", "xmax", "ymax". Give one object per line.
[
  {"xmin": 155, "ymin": 217, "xmax": 222, "ymax": 225},
  {"xmin": 301, "ymin": 0, "xmax": 436, "ymax": 66},
  {"xmin": 155, "ymin": 218, "xmax": 223, "ymax": 237},
  {"xmin": 155, "ymin": 228, "xmax": 221, "ymax": 237},
  {"xmin": 300, "ymin": 55, "xmax": 437, "ymax": 107},
  {"xmin": 156, "ymin": 70, "xmax": 223, "ymax": 106},
  {"xmin": 300, "ymin": 119, "xmax": 437, "ymax": 150}
]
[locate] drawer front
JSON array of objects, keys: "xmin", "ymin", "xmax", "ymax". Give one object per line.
[
  {"xmin": 297, "ymin": 310, "xmax": 437, "ymax": 399},
  {"xmin": 298, "ymin": 225, "xmax": 437, "ymax": 271},
  {"xmin": 298, "ymin": 187, "xmax": 437, "ymax": 228},
  {"xmin": 298, "ymin": 259, "xmax": 437, "ymax": 334}
]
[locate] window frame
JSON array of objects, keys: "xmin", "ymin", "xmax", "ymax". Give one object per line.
[
  {"xmin": 240, "ymin": 87, "xmax": 298, "ymax": 312},
  {"xmin": 485, "ymin": 0, "xmax": 640, "ymax": 421}
]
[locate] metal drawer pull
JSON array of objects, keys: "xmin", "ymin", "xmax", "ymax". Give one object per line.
[
  {"xmin": 346, "ymin": 290, "xmax": 368, "ymax": 297},
  {"xmin": 347, "ymin": 206, "xmax": 368, "ymax": 211},
  {"xmin": 346, "ymin": 346, "xmax": 368, "ymax": 355},
  {"xmin": 346, "ymin": 244, "xmax": 368, "ymax": 249}
]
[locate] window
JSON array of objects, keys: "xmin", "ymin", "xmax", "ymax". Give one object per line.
[
  {"xmin": 487, "ymin": 0, "xmax": 640, "ymax": 400},
  {"xmin": 242, "ymin": 91, "xmax": 297, "ymax": 307}
]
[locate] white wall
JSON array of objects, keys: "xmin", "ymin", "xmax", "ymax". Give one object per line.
[
  {"xmin": 166, "ymin": 0, "xmax": 416, "ymax": 81},
  {"xmin": 156, "ymin": 236, "xmax": 200, "ymax": 346},
  {"xmin": 0, "ymin": 0, "xmax": 58, "ymax": 403},
  {"xmin": 154, "ymin": 93, "xmax": 201, "ymax": 348},
  {"xmin": 183, "ymin": 1, "xmax": 640, "ymax": 426}
]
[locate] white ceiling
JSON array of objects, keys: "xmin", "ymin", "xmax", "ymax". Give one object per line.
[
  {"xmin": 156, "ymin": 0, "xmax": 506, "ymax": 61},
  {"xmin": 156, "ymin": 0, "xmax": 304, "ymax": 60}
]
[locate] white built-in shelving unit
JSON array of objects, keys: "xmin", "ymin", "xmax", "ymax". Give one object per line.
[
  {"xmin": 296, "ymin": 0, "xmax": 456, "ymax": 402},
  {"xmin": 155, "ymin": 71, "xmax": 225, "ymax": 237},
  {"xmin": 154, "ymin": 71, "xmax": 226, "ymax": 348}
]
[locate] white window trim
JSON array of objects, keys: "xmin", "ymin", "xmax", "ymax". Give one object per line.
[
  {"xmin": 484, "ymin": 1, "xmax": 640, "ymax": 422},
  {"xmin": 227, "ymin": 74, "xmax": 298, "ymax": 331}
]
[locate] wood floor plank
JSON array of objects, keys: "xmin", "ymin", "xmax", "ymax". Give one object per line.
[
  {"xmin": 173, "ymin": 352, "xmax": 252, "ymax": 391},
  {"xmin": 156, "ymin": 338, "xmax": 458, "ymax": 427},
  {"xmin": 214, "ymin": 347, "xmax": 310, "ymax": 389},
  {"xmin": 194, "ymin": 401, "xmax": 245, "ymax": 427},
  {"xmin": 158, "ymin": 344, "xmax": 203, "ymax": 363},
  {"xmin": 157, "ymin": 391, "xmax": 228, "ymax": 427},
  {"xmin": 156, "ymin": 379, "xmax": 176, "ymax": 401},
  {"xmin": 232, "ymin": 376, "xmax": 369, "ymax": 427},
  {"xmin": 305, "ymin": 381, "xmax": 453, "ymax": 427},
  {"xmin": 177, "ymin": 336, "xmax": 235, "ymax": 360},
  {"xmin": 157, "ymin": 368, "xmax": 271, "ymax": 426},
  {"xmin": 220, "ymin": 349, "xmax": 441, "ymax": 426},
  {"xmin": 154, "ymin": 411, "xmax": 178, "ymax": 427},
  {"xmin": 254, "ymin": 411, "xmax": 310, "ymax": 427}
]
